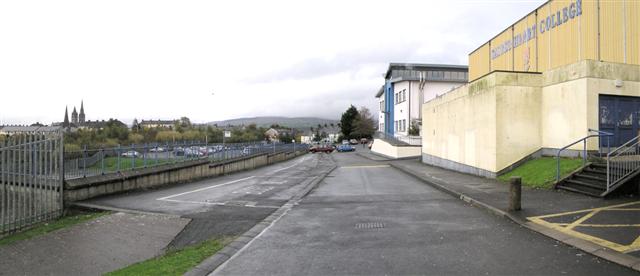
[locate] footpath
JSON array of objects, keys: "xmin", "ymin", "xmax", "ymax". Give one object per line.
[
  {"xmin": 0, "ymin": 212, "xmax": 189, "ymax": 275},
  {"xmin": 375, "ymin": 156, "xmax": 640, "ymax": 271}
]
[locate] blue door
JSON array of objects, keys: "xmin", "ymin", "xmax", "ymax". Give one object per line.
[{"xmin": 599, "ymin": 95, "xmax": 640, "ymax": 147}]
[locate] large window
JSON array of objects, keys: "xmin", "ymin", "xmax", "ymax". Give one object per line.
[{"xmin": 395, "ymin": 89, "xmax": 407, "ymax": 104}]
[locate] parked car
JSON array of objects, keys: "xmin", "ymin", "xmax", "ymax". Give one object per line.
[
  {"xmin": 349, "ymin": 139, "xmax": 359, "ymax": 145},
  {"xmin": 184, "ymin": 147, "xmax": 204, "ymax": 157},
  {"xmin": 342, "ymin": 140, "xmax": 350, "ymax": 145},
  {"xmin": 360, "ymin": 138, "xmax": 368, "ymax": 144},
  {"xmin": 121, "ymin": 151, "xmax": 141, "ymax": 158},
  {"xmin": 149, "ymin": 147, "xmax": 165, "ymax": 153},
  {"xmin": 336, "ymin": 145, "xmax": 355, "ymax": 152},
  {"xmin": 309, "ymin": 145, "xmax": 334, "ymax": 153}
]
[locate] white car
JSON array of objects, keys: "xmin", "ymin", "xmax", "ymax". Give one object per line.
[
  {"xmin": 149, "ymin": 147, "xmax": 165, "ymax": 152},
  {"xmin": 121, "ymin": 151, "xmax": 141, "ymax": 158}
]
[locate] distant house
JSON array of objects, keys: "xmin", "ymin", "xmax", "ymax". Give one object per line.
[
  {"xmin": 300, "ymin": 126, "xmax": 340, "ymax": 144},
  {"xmin": 139, "ymin": 119, "xmax": 179, "ymax": 129}
]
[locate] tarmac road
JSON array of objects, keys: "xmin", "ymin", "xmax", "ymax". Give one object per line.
[
  {"xmin": 213, "ymin": 151, "xmax": 638, "ymax": 275},
  {"xmin": 80, "ymin": 153, "xmax": 335, "ymax": 248}
]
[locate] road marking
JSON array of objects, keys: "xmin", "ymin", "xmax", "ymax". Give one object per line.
[
  {"xmin": 528, "ymin": 201, "xmax": 640, "ymax": 253},
  {"xmin": 160, "ymin": 198, "xmax": 279, "ymax": 209},
  {"xmin": 340, "ymin": 165, "xmax": 390, "ymax": 169},
  {"xmin": 271, "ymin": 156, "xmax": 308, "ymax": 173},
  {"xmin": 156, "ymin": 176, "xmax": 255, "ymax": 200}
]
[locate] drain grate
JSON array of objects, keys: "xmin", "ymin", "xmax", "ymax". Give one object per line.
[{"xmin": 355, "ymin": 222, "xmax": 386, "ymax": 229}]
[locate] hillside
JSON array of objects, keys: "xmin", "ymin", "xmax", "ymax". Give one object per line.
[{"xmin": 208, "ymin": 116, "xmax": 339, "ymax": 129}]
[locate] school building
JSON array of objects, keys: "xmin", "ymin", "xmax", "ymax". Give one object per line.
[{"xmin": 422, "ymin": 0, "xmax": 640, "ymax": 182}]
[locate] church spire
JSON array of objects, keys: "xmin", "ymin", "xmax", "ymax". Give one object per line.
[
  {"xmin": 79, "ymin": 100, "xmax": 85, "ymax": 124},
  {"xmin": 63, "ymin": 106, "xmax": 69, "ymax": 127}
]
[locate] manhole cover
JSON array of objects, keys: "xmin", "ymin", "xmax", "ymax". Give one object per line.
[{"xmin": 355, "ymin": 222, "xmax": 385, "ymax": 229}]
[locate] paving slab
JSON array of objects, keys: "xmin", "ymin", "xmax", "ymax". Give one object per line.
[{"xmin": 0, "ymin": 212, "xmax": 189, "ymax": 276}]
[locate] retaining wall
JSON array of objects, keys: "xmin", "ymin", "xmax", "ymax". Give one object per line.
[{"xmin": 64, "ymin": 150, "xmax": 307, "ymax": 202}]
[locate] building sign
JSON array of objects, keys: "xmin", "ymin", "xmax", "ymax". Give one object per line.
[{"xmin": 491, "ymin": 0, "xmax": 582, "ymax": 60}]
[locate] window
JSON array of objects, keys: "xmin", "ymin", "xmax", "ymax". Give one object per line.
[
  {"xmin": 403, "ymin": 120, "xmax": 406, "ymax": 132},
  {"xmin": 394, "ymin": 121, "xmax": 398, "ymax": 132}
]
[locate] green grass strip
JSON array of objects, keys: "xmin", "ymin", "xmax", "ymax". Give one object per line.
[
  {"xmin": 106, "ymin": 238, "xmax": 230, "ymax": 276},
  {"xmin": 0, "ymin": 211, "xmax": 108, "ymax": 247},
  {"xmin": 498, "ymin": 157, "xmax": 584, "ymax": 189}
]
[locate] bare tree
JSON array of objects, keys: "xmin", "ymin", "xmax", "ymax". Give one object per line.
[{"xmin": 352, "ymin": 107, "xmax": 375, "ymax": 139}]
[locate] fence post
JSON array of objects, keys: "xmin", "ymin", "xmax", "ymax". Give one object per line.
[
  {"xmin": 82, "ymin": 145, "xmax": 87, "ymax": 178},
  {"xmin": 131, "ymin": 144, "xmax": 135, "ymax": 170},
  {"xmin": 509, "ymin": 177, "xmax": 522, "ymax": 211},
  {"xmin": 143, "ymin": 143, "xmax": 147, "ymax": 168},
  {"xmin": 116, "ymin": 144, "xmax": 121, "ymax": 172},
  {"xmin": 100, "ymin": 148, "xmax": 105, "ymax": 175}
]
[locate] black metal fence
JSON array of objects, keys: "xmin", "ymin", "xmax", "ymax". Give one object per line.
[
  {"xmin": 64, "ymin": 141, "xmax": 309, "ymax": 179},
  {"xmin": 0, "ymin": 132, "xmax": 64, "ymax": 235}
]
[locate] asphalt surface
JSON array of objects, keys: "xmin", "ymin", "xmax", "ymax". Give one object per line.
[
  {"xmin": 81, "ymin": 153, "xmax": 334, "ymax": 249},
  {"xmin": 213, "ymin": 151, "xmax": 638, "ymax": 275},
  {"xmin": 0, "ymin": 212, "xmax": 188, "ymax": 276}
]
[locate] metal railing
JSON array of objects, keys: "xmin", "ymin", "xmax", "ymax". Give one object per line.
[
  {"xmin": 555, "ymin": 129, "xmax": 613, "ymax": 182},
  {"xmin": 64, "ymin": 141, "xmax": 308, "ymax": 179},
  {"xmin": 606, "ymin": 135, "xmax": 640, "ymax": 193},
  {"xmin": 0, "ymin": 132, "xmax": 64, "ymax": 235}
]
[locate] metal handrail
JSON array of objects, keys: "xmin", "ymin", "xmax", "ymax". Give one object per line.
[
  {"xmin": 606, "ymin": 135, "xmax": 640, "ymax": 192},
  {"xmin": 555, "ymin": 130, "xmax": 613, "ymax": 182}
]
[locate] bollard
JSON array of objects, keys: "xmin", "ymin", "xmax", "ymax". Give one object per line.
[{"xmin": 509, "ymin": 176, "xmax": 522, "ymax": 211}]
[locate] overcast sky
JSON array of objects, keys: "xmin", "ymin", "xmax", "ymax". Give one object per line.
[{"xmin": 0, "ymin": 0, "xmax": 543, "ymax": 125}]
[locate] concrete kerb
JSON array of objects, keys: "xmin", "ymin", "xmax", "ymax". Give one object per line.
[
  {"xmin": 70, "ymin": 201, "xmax": 182, "ymax": 219},
  {"xmin": 389, "ymin": 162, "xmax": 640, "ymax": 272},
  {"xmin": 185, "ymin": 163, "xmax": 338, "ymax": 276}
]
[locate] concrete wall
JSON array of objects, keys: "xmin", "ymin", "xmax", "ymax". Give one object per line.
[
  {"xmin": 371, "ymin": 139, "xmax": 421, "ymax": 159},
  {"xmin": 422, "ymin": 60, "xmax": 640, "ymax": 177},
  {"xmin": 64, "ymin": 150, "xmax": 307, "ymax": 202}
]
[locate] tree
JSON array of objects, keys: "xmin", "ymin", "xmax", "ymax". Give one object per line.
[
  {"xmin": 352, "ymin": 107, "xmax": 376, "ymax": 139},
  {"xmin": 340, "ymin": 105, "xmax": 359, "ymax": 139},
  {"xmin": 180, "ymin": 117, "xmax": 192, "ymax": 128},
  {"xmin": 131, "ymin": 118, "xmax": 140, "ymax": 132},
  {"xmin": 408, "ymin": 120, "xmax": 420, "ymax": 136}
]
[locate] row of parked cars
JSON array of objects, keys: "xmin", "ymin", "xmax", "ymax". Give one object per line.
[
  {"xmin": 120, "ymin": 145, "xmax": 254, "ymax": 158},
  {"xmin": 309, "ymin": 139, "xmax": 372, "ymax": 154}
]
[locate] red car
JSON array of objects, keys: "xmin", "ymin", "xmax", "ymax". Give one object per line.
[{"xmin": 309, "ymin": 145, "xmax": 334, "ymax": 153}]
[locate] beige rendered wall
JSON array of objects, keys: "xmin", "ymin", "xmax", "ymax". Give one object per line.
[
  {"xmin": 542, "ymin": 60, "xmax": 640, "ymax": 151},
  {"xmin": 371, "ymin": 139, "xmax": 421, "ymax": 159},
  {"xmin": 422, "ymin": 79, "xmax": 498, "ymax": 173},
  {"xmin": 495, "ymin": 73, "xmax": 542, "ymax": 171}
]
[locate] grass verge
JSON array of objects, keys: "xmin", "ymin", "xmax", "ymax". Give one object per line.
[
  {"xmin": 0, "ymin": 211, "xmax": 108, "ymax": 247},
  {"xmin": 106, "ymin": 237, "xmax": 232, "ymax": 276},
  {"xmin": 498, "ymin": 157, "xmax": 584, "ymax": 189}
]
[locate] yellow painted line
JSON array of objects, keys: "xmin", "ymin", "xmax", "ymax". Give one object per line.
[
  {"xmin": 565, "ymin": 210, "xmax": 599, "ymax": 230},
  {"xmin": 340, "ymin": 165, "xmax": 390, "ymax": 169},
  {"xmin": 630, "ymin": 236, "xmax": 640, "ymax": 248},
  {"xmin": 554, "ymin": 223, "xmax": 640, "ymax": 227},
  {"xmin": 527, "ymin": 201, "xmax": 640, "ymax": 253},
  {"xmin": 528, "ymin": 217, "xmax": 630, "ymax": 252},
  {"xmin": 529, "ymin": 201, "xmax": 640, "ymax": 219}
]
